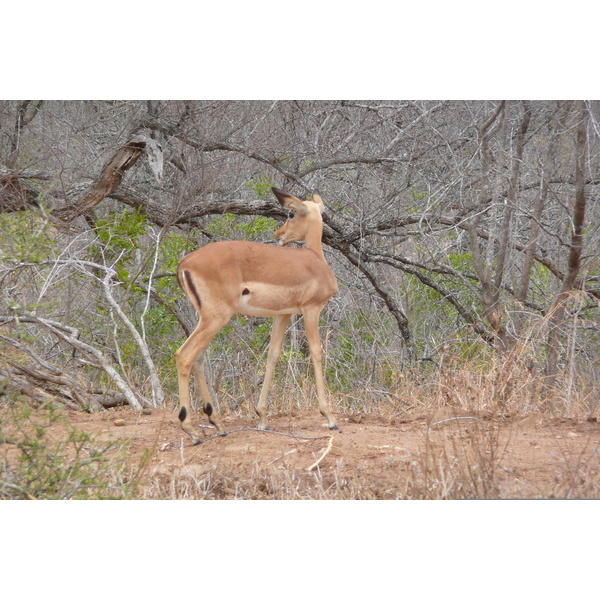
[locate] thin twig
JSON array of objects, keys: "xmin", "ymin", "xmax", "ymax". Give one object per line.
[
  {"xmin": 306, "ymin": 435, "xmax": 334, "ymax": 472},
  {"xmin": 268, "ymin": 449, "xmax": 298, "ymax": 465},
  {"xmin": 199, "ymin": 426, "xmax": 332, "ymax": 443},
  {"xmin": 430, "ymin": 416, "xmax": 480, "ymax": 428}
]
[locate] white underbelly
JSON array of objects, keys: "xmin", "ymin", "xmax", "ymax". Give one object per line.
[
  {"xmin": 236, "ymin": 294, "xmax": 301, "ymax": 317},
  {"xmin": 237, "ymin": 293, "xmax": 302, "ymax": 317}
]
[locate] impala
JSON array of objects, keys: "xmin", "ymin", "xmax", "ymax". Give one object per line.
[{"xmin": 175, "ymin": 187, "xmax": 339, "ymax": 444}]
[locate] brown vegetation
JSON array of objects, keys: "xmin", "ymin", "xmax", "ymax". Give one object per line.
[
  {"xmin": 3, "ymin": 358, "xmax": 599, "ymax": 500},
  {"xmin": 1, "ymin": 101, "xmax": 600, "ymax": 500}
]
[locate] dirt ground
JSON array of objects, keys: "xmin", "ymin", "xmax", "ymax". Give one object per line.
[{"xmin": 33, "ymin": 405, "xmax": 600, "ymax": 499}]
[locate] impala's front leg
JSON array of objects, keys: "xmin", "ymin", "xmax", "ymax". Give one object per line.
[
  {"xmin": 303, "ymin": 307, "xmax": 339, "ymax": 431},
  {"xmin": 256, "ymin": 314, "xmax": 291, "ymax": 430}
]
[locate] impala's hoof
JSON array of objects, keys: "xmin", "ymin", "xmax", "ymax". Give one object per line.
[
  {"xmin": 192, "ymin": 438, "xmax": 204, "ymax": 446},
  {"xmin": 329, "ymin": 424, "xmax": 340, "ymax": 431}
]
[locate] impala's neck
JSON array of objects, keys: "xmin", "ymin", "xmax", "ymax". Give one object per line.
[{"xmin": 304, "ymin": 220, "xmax": 326, "ymax": 261}]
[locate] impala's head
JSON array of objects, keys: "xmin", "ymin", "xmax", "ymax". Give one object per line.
[{"xmin": 272, "ymin": 187, "xmax": 324, "ymax": 247}]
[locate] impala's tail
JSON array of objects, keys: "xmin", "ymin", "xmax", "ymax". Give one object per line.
[{"xmin": 178, "ymin": 268, "xmax": 202, "ymax": 311}]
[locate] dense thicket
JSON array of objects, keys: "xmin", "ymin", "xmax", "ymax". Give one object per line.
[{"xmin": 1, "ymin": 100, "xmax": 598, "ymax": 415}]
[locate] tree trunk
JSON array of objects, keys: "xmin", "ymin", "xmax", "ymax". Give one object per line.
[{"xmin": 544, "ymin": 104, "xmax": 588, "ymax": 389}]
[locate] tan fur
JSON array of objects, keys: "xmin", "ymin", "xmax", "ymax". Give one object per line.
[{"xmin": 175, "ymin": 188, "xmax": 339, "ymax": 444}]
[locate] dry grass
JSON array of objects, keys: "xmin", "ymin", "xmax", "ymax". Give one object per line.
[
  {"xmin": 3, "ymin": 350, "xmax": 600, "ymax": 500},
  {"xmin": 140, "ymin": 348, "xmax": 600, "ymax": 500}
]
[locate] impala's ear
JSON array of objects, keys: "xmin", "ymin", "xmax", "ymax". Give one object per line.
[
  {"xmin": 272, "ymin": 187, "xmax": 307, "ymax": 215},
  {"xmin": 312, "ymin": 190, "xmax": 325, "ymax": 214}
]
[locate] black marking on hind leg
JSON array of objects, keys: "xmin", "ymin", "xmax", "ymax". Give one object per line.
[
  {"xmin": 183, "ymin": 270, "xmax": 202, "ymax": 309},
  {"xmin": 242, "ymin": 287, "xmax": 250, "ymax": 295},
  {"xmin": 178, "ymin": 406, "xmax": 187, "ymax": 422},
  {"xmin": 203, "ymin": 402, "xmax": 213, "ymax": 416}
]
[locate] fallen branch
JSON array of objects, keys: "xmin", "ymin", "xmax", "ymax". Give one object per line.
[
  {"xmin": 306, "ymin": 435, "xmax": 334, "ymax": 472},
  {"xmin": 0, "ymin": 315, "xmax": 150, "ymax": 410},
  {"xmin": 268, "ymin": 449, "xmax": 299, "ymax": 465},
  {"xmin": 192, "ymin": 426, "xmax": 332, "ymax": 443},
  {"xmin": 430, "ymin": 416, "xmax": 480, "ymax": 428}
]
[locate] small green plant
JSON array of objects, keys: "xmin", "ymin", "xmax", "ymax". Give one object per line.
[
  {"xmin": 206, "ymin": 213, "xmax": 277, "ymax": 241},
  {"xmin": 0, "ymin": 211, "xmax": 55, "ymax": 263},
  {"xmin": 245, "ymin": 174, "xmax": 275, "ymax": 199},
  {"xmin": 159, "ymin": 231, "xmax": 192, "ymax": 272},
  {"xmin": 0, "ymin": 404, "xmax": 143, "ymax": 499},
  {"xmin": 409, "ymin": 188, "xmax": 428, "ymax": 202},
  {"xmin": 93, "ymin": 209, "xmax": 147, "ymax": 272}
]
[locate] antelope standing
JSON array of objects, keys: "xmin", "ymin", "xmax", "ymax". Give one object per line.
[{"xmin": 175, "ymin": 188, "xmax": 339, "ymax": 444}]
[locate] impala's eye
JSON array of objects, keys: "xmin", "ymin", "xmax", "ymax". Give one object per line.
[{"xmin": 288, "ymin": 212, "xmax": 294, "ymax": 220}]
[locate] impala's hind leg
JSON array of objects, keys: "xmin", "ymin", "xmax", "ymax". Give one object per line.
[
  {"xmin": 256, "ymin": 314, "xmax": 292, "ymax": 430},
  {"xmin": 175, "ymin": 314, "xmax": 231, "ymax": 444},
  {"xmin": 191, "ymin": 351, "xmax": 226, "ymax": 435}
]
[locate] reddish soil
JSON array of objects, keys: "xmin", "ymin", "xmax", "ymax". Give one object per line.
[{"xmin": 36, "ymin": 406, "xmax": 600, "ymax": 499}]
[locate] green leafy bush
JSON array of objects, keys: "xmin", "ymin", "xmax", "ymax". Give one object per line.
[
  {"xmin": 0, "ymin": 211, "xmax": 55, "ymax": 263},
  {"xmin": 0, "ymin": 405, "xmax": 144, "ymax": 499},
  {"xmin": 93, "ymin": 209, "xmax": 148, "ymax": 270}
]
